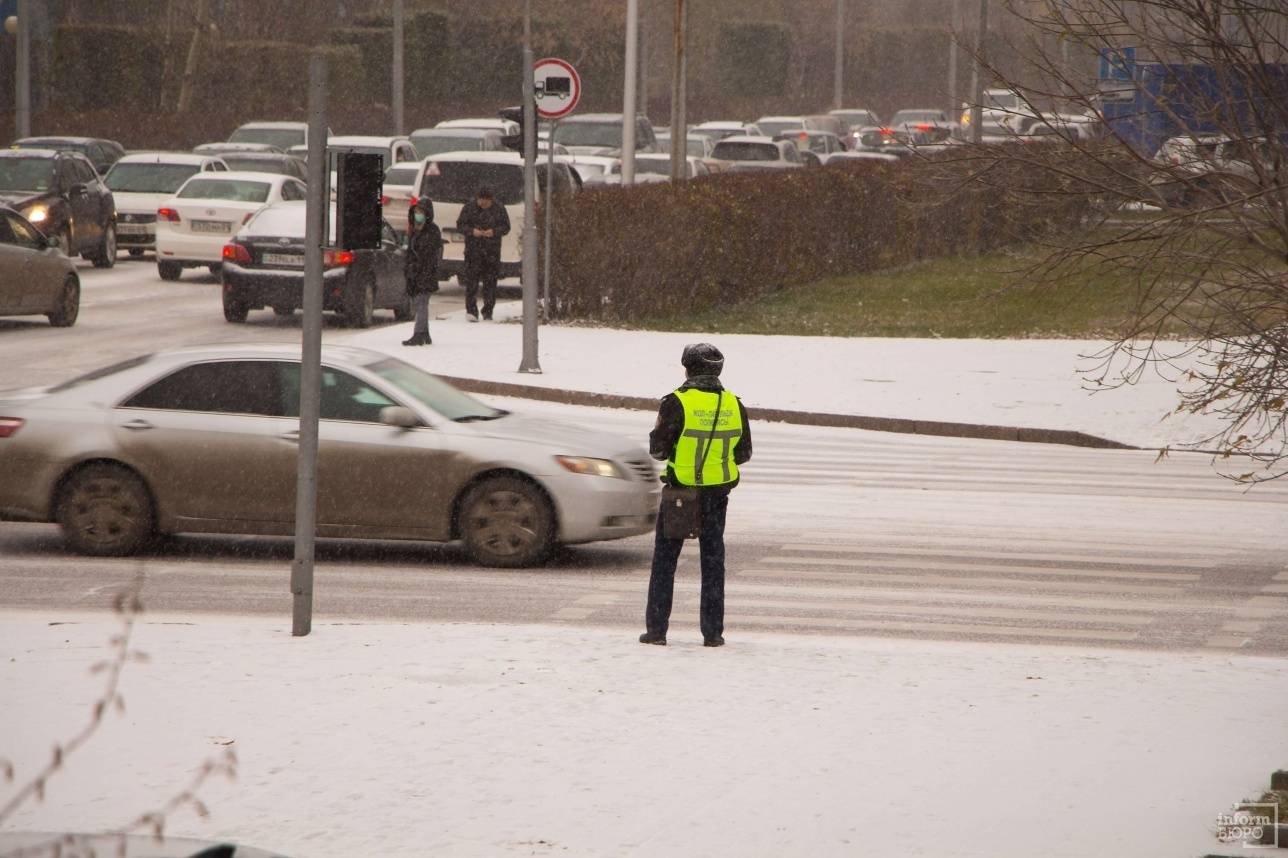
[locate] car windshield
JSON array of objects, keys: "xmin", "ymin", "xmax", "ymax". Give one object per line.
[
  {"xmin": 755, "ymin": 121, "xmax": 802, "ymax": 137},
  {"xmin": 365, "ymin": 357, "xmax": 505, "ymax": 422},
  {"xmin": 412, "ymin": 133, "xmax": 486, "ymax": 157},
  {"xmin": 712, "ymin": 142, "xmax": 777, "ymax": 161},
  {"xmin": 553, "ymin": 122, "xmax": 622, "ymax": 148},
  {"xmin": 105, "ymin": 163, "xmax": 201, "ymax": 194},
  {"xmin": 220, "ymin": 156, "xmax": 293, "ymax": 175},
  {"xmin": 229, "ymin": 127, "xmax": 305, "ymax": 149},
  {"xmin": 836, "ymin": 111, "xmax": 877, "ymax": 127},
  {"xmin": 384, "ymin": 166, "xmax": 420, "ymax": 187},
  {"xmin": 420, "ymin": 162, "xmax": 523, "ymax": 205},
  {"xmin": 0, "ymin": 158, "xmax": 56, "ymax": 191},
  {"xmin": 177, "ymin": 179, "xmax": 272, "ymax": 202}
]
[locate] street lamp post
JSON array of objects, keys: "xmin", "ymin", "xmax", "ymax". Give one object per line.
[
  {"xmin": 518, "ymin": 0, "xmax": 540, "ymax": 373},
  {"xmin": 15, "ymin": 0, "xmax": 31, "ymax": 139},
  {"xmin": 392, "ymin": 0, "xmax": 404, "ymax": 135},
  {"xmin": 621, "ymin": 0, "xmax": 639, "ymax": 185},
  {"xmin": 833, "ymin": 0, "xmax": 844, "ymax": 111}
]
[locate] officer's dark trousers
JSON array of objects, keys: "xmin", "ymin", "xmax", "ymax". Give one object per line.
[
  {"xmin": 462, "ymin": 253, "xmax": 499, "ymax": 318},
  {"xmin": 645, "ymin": 489, "xmax": 729, "ymax": 640}
]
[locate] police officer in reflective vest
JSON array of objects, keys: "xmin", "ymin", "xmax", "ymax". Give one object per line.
[{"xmin": 641, "ymin": 343, "xmax": 753, "ymax": 647}]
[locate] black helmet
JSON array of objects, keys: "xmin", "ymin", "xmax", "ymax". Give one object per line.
[{"xmin": 681, "ymin": 343, "xmax": 724, "ymax": 377}]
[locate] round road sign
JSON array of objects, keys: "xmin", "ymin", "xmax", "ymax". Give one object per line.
[{"xmin": 534, "ymin": 58, "xmax": 581, "ymax": 121}]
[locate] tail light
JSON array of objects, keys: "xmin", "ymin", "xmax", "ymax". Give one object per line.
[
  {"xmin": 222, "ymin": 243, "xmax": 252, "ymax": 264},
  {"xmin": 323, "ymin": 249, "xmax": 354, "ymax": 268},
  {"xmin": 157, "ymin": 207, "xmax": 180, "ymax": 223},
  {"xmin": 0, "ymin": 417, "xmax": 24, "ymax": 438},
  {"xmin": 380, "ymin": 195, "xmax": 390, "ymax": 206},
  {"xmin": 915, "ymin": 123, "xmax": 933, "ymax": 131}
]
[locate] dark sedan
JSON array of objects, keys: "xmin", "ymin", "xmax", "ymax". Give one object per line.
[
  {"xmin": 220, "ymin": 201, "xmax": 411, "ymax": 327},
  {"xmin": 0, "ymin": 149, "xmax": 117, "ymax": 266},
  {"xmin": 10, "ymin": 136, "xmax": 125, "ymax": 175}
]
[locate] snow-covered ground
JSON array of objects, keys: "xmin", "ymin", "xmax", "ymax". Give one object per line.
[
  {"xmin": 2, "ymin": 613, "xmax": 1281, "ymax": 858},
  {"xmin": 349, "ymin": 306, "xmax": 1226, "ymax": 450}
]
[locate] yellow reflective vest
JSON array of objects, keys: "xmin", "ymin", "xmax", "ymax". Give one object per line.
[{"xmin": 669, "ymin": 387, "xmax": 744, "ymax": 487}]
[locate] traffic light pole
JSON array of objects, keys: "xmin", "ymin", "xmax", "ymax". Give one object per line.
[
  {"xmin": 15, "ymin": 0, "xmax": 31, "ymax": 139},
  {"xmin": 518, "ymin": 0, "xmax": 541, "ymax": 373},
  {"xmin": 543, "ymin": 120, "xmax": 556, "ymax": 316},
  {"xmin": 392, "ymin": 0, "xmax": 404, "ymax": 135}
]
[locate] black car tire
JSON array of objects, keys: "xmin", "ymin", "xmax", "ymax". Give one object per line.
[
  {"xmin": 47, "ymin": 275, "xmax": 80, "ymax": 327},
  {"xmin": 272, "ymin": 305, "xmax": 295, "ymax": 317},
  {"xmin": 128, "ymin": 248, "xmax": 144, "ymax": 258},
  {"xmin": 458, "ymin": 476, "xmax": 555, "ymax": 568},
  {"xmin": 344, "ymin": 277, "xmax": 375, "ymax": 328},
  {"xmin": 393, "ymin": 295, "xmax": 414, "ymax": 322},
  {"xmin": 223, "ymin": 292, "xmax": 249, "ymax": 323},
  {"xmin": 89, "ymin": 223, "xmax": 117, "ymax": 269},
  {"xmin": 57, "ymin": 463, "xmax": 155, "ymax": 557},
  {"xmin": 157, "ymin": 260, "xmax": 182, "ymax": 281}
]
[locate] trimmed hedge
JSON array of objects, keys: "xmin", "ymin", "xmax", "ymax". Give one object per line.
[
  {"xmin": 52, "ymin": 24, "xmax": 167, "ymax": 111},
  {"xmin": 716, "ymin": 21, "xmax": 793, "ymax": 98},
  {"xmin": 546, "ymin": 153, "xmax": 1087, "ymax": 322},
  {"xmin": 193, "ymin": 42, "xmax": 365, "ymax": 114}
]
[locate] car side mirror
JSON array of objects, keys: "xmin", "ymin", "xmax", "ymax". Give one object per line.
[
  {"xmin": 69, "ymin": 182, "xmax": 88, "ymax": 196},
  {"xmin": 380, "ymin": 406, "xmax": 421, "ymax": 430}
]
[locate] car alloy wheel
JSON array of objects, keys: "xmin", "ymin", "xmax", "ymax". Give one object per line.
[
  {"xmin": 346, "ymin": 278, "xmax": 374, "ymax": 328},
  {"xmin": 459, "ymin": 476, "xmax": 554, "ymax": 567},
  {"xmin": 47, "ymin": 275, "xmax": 80, "ymax": 327},
  {"xmin": 57, "ymin": 463, "xmax": 155, "ymax": 556},
  {"xmin": 91, "ymin": 223, "xmax": 117, "ymax": 269}
]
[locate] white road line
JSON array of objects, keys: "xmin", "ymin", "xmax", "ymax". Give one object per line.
[
  {"xmin": 1260, "ymin": 584, "xmax": 1288, "ymax": 595},
  {"xmin": 773, "ymin": 546, "xmax": 1217, "ymax": 569},
  {"xmin": 751, "ymin": 557, "xmax": 1203, "ymax": 582},
  {"xmin": 1220, "ymin": 621, "xmax": 1263, "ymax": 634},
  {"xmin": 722, "ymin": 597, "xmax": 1154, "ymax": 626},
  {"xmin": 736, "ymin": 568, "xmax": 1182, "ymax": 595},
  {"xmin": 1204, "ymin": 635, "xmax": 1250, "ymax": 649},
  {"xmin": 664, "ymin": 613, "xmax": 1141, "ymax": 642}
]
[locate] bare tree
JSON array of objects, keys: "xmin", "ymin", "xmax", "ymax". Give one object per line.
[{"xmin": 946, "ymin": 0, "xmax": 1288, "ymax": 479}]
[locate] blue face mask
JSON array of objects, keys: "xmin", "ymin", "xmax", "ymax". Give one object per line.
[{"xmin": 413, "ymin": 211, "xmax": 427, "ymax": 225}]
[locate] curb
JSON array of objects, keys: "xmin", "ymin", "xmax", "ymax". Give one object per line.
[{"xmin": 436, "ymin": 375, "xmax": 1139, "ymax": 451}]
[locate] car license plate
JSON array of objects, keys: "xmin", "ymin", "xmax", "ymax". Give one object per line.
[
  {"xmin": 262, "ymin": 252, "xmax": 303, "ymax": 267},
  {"xmin": 116, "ymin": 223, "xmax": 150, "ymax": 235},
  {"xmin": 191, "ymin": 220, "xmax": 231, "ymax": 234}
]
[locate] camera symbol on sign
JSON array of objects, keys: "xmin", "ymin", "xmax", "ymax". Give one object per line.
[{"xmin": 536, "ymin": 75, "xmax": 572, "ymax": 101}]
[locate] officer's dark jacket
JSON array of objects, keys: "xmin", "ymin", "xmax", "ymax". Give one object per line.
[
  {"xmin": 456, "ymin": 201, "xmax": 511, "ymax": 261},
  {"xmin": 404, "ymin": 221, "xmax": 443, "ymax": 296},
  {"xmin": 649, "ymin": 375, "xmax": 752, "ymax": 489}
]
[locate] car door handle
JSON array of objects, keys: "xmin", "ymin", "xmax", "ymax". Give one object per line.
[
  {"xmin": 120, "ymin": 419, "xmax": 154, "ymax": 431},
  {"xmin": 278, "ymin": 430, "xmax": 300, "ymax": 442}
]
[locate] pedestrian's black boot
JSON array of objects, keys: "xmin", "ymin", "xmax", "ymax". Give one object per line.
[
  {"xmin": 703, "ymin": 635, "xmax": 725, "ymax": 647},
  {"xmin": 639, "ymin": 632, "xmax": 667, "ymax": 646},
  {"xmin": 402, "ymin": 334, "xmax": 428, "ymax": 346}
]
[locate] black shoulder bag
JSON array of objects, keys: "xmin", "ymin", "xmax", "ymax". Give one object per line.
[{"xmin": 659, "ymin": 391, "xmax": 723, "ymax": 540}]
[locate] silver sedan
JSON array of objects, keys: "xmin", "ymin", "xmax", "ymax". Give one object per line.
[
  {"xmin": 0, "ymin": 205, "xmax": 79, "ymax": 327},
  {"xmin": 0, "ymin": 344, "xmax": 659, "ymax": 566}
]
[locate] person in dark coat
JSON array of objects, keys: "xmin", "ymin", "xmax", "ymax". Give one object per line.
[
  {"xmin": 455, "ymin": 185, "xmax": 510, "ymax": 322},
  {"xmin": 640, "ymin": 343, "xmax": 753, "ymax": 648},
  {"xmin": 402, "ymin": 197, "xmax": 442, "ymax": 347}
]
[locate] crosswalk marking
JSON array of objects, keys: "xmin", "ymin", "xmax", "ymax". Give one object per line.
[
  {"xmin": 663, "ymin": 613, "xmax": 1141, "ymax": 642},
  {"xmin": 753, "ymin": 556, "xmax": 1203, "ymax": 582},
  {"xmin": 738, "ymin": 568, "xmax": 1186, "ymax": 594},
  {"xmin": 724, "ymin": 597, "xmax": 1153, "ymax": 626},
  {"xmin": 776, "ymin": 544, "xmax": 1218, "ymax": 569}
]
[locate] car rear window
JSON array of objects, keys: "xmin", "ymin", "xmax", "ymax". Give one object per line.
[
  {"xmin": 384, "ymin": 166, "xmax": 420, "ymax": 186},
  {"xmin": 420, "ymin": 162, "xmax": 523, "ymax": 205},
  {"xmin": 177, "ymin": 178, "xmax": 272, "ymax": 202},
  {"xmin": 105, "ymin": 163, "xmax": 201, "ymax": 194},
  {"xmin": 411, "ymin": 134, "xmax": 486, "ymax": 157},
  {"xmin": 553, "ymin": 122, "xmax": 622, "ymax": 148},
  {"xmin": 229, "ymin": 127, "xmax": 305, "ymax": 150},
  {"xmin": 0, "ymin": 157, "xmax": 56, "ymax": 192},
  {"xmin": 220, "ymin": 156, "xmax": 292, "ymax": 175},
  {"xmin": 712, "ymin": 142, "xmax": 778, "ymax": 161}
]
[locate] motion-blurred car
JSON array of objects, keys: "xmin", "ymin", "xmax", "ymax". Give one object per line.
[
  {"xmin": 409, "ymin": 127, "xmax": 506, "ymax": 159},
  {"xmin": 154, "ymin": 171, "xmax": 307, "ymax": 281},
  {"xmin": 0, "ymin": 206, "xmax": 79, "ymax": 327},
  {"xmin": 10, "ymin": 136, "xmax": 125, "ymax": 174},
  {"xmin": 552, "ymin": 113, "xmax": 659, "ymax": 156},
  {"xmin": 228, "ymin": 121, "xmax": 324, "ymax": 151},
  {"xmin": 194, "ymin": 141, "xmax": 285, "ymax": 156},
  {"xmin": 220, "ymin": 201, "xmax": 410, "ymax": 327},
  {"xmin": 214, "ymin": 151, "xmax": 308, "ymax": 181},
  {"xmin": 0, "ymin": 148, "xmax": 117, "ymax": 266},
  {"xmin": 0, "ymin": 344, "xmax": 660, "ymax": 567},
  {"xmin": 104, "ymin": 152, "xmax": 228, "ymax": 257},
  {"xmin": 710, "ymin": 136, "xmax": 804, "ymax": 171}
]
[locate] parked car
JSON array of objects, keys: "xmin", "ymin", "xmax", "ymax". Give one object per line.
[
  {"xmin": 830, "ymin": 108, "xmax": 882, "ymax": 135},
  {"xmin": 435, "ymin": 118, "xmax": 520, "ymax": 137},
  {"xmin": 409, "ymin": 127, "xmax": 506, "ymax": 159},
  {"xmin": 654, "ymin": 131, "xmax": 716, "ymax": 159},
  {"xmin": 154, "ymin": 171, "xmax": 307, "ymax": 281},
  {"xmin": 416, "ymin": 151, "xmax": 577, "ymax": 280},
  {"xmin": 773, "ymin": 130, "xmax": 848, "ymax": 163},
  {"xmin": 710, "ymin": 136, "xmax": 804, "ymax": 170},
  {"xmin": 1149, "ymin": 134, "xmax": 1233, "ymax": 205},
  {"xmin": 889, "ymin": 109, "xmax": 957, "ymax": 141},
  {"xmin": 10, "ymin": 136, "xmax": 125, "ymax": 175},
  {"xmin": 822, "ymin": 150, "xmax": 902, "ymax": 166},
  {"xmin": 753, "ymin": 116, "xmax": 809, "ymax": 138},
  {"xmin": 220, "ymin": 201, "xmax": 409, "ymax": 327},
  {"xmin": 563, "ymin": 154, "xmax": 618, "ymax": 186},
  {"xmin": 603, "ymin": 154, "xmax": 711, "ymax": 182},
  {"xmin": 551, "ymin": 113, "xmax": 659, "ymax": 156},
  {"xmin": 194, "ymin": 142, "xmax": 284, "ymax": 156},
  {"xmin": 851, "ymin": 126, "xmax": 916, "ymax": 157},
  {"xmin": 104, "ymin": 152, "xmax": 228, "ymax": 257},
  {"xmin": 228, "ymin": 121, "xmax": 324, "ymax": 151},
  {"xmin": 214, "ymin": 151, "xmax": 308, "ymax": 181},
  {"xmin": 690, "ymin": 120, "xmax": 763, "ymax": 142},
  {"xmin": 328, "ymin": 135, "xmax": 419, "ymax": 170},
  {"xmin": 803, "ymin": 114, "xmax": 846, "ymax": 138},
  {"xmin": 0, "ymin": 344, "xmax": 660, "ymax": 566},
  {"xmin": 0, "ymin": 148, "xmax": 117, "ymax": 266},
  {"xmin": 0, "ymin": 206, "xmax": 80, "ymax": 327},
  {"xmin": 382, "ymin": 161, "xmax": 423, "ymax": 225}
]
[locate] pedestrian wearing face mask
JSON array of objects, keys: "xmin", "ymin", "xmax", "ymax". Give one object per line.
[{"xmin": 402, "ymin": 198, "xmax": 442, "ymax": 347}]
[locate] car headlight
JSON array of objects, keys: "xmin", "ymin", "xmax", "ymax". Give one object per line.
[
  {"xmin": 555, "ymin": 456, "xmax": 623, "ymax": 479},
  {"xmin": 25, "ymin": 206, "xmax": 48, "ymax": 223}
]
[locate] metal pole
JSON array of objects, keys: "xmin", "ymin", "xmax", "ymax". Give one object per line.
[
  {"xmin": 669, "ymin": 0, "xmax": 685, "ymax": 181},
  {"xmin": 833, "ymin": 0, "xmax": 844, "ymax": 111},
  {"xmin": 621, "ymin": 0, "xmax": 639, "ymax": 185},
  {"xmin": 518, "ymin": 0, "xmax": 541, "ymax": 373},
  {"xmin": 542, "ymin": 121, "xmax": 556, "ymax": 317},
  {"xmin": 948, "ymin": 0, "xmax": 959, "ymax": 119},
  {"xmin": 15, "ymin": 0, "xmax": 31, "ymax": 139},
  {"xmin": 392, "ymin": 0, "xmax": 405, "ymax": 135},
  {"xmin": 969, "ymin": 0, "xmax": 988, "ymax": 144},
  {"xmin": 291, "ymin": 53, "xmax": 328, "ymax": 638},
  {"xmin": 639, "ymin": 19, "xmax": 649, "ymax": 121}
]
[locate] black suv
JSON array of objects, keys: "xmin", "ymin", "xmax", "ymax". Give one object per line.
[
  {"xmin": 10, "ymin": 136, "xmax": 125, "ymax": 175},
  {"xmin": 0, "ymin": 149, "xmax": 118, "ymax": 267}
]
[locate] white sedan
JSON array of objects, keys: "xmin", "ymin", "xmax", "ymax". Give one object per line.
[{"xmin": 154, "ymin": 171, "xmax": 307, "ymax": 281}]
